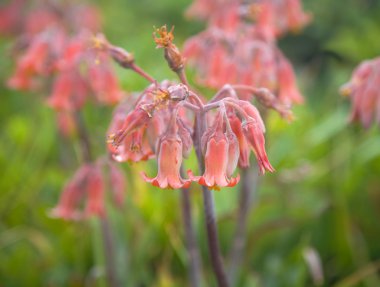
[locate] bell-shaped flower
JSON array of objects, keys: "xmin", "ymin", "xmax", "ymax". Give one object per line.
[
  {"xmin": 191, "ymin": 112, "xmax": 240, "ymax": 190},
  {"xmin": 50, "ymin": 160, "xmax": 126, "ymax": 221},
  {"xmin": 277, "ymin": 56, "xmax": 303, "ymax": 105},
  {"xmin": 142, "ymin": 113, "xmax": 191, "ymax": 189},
  {"xmin": 242, "ymin": 118, "xmax": 274, "ymax": 175},
  {"xmin": 8, "ymin": 35, "xmax": 50, "ymax": 90},
  {"xmin": 50, "ymin": 164, "xmax": 91, "ymax": 220},
  {"xmin": 47, "ymin": 70, "xmax": 89, "ymax": 111},
  {"xmin": 107, "ymin": 103, "xmax": 154, "ymax": 155},
  {"xmin": 340, "ymin": 57, "xmax": 380, "ymax": 128}
]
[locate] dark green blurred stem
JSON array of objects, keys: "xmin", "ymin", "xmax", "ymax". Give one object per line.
[
  {"xmin": 195, "ymin": 112, "xmax": 230, "ymax": 287},
  {"xmin": 227, "ymin": 167, "xmax": 259, "ymax": 285},
  {"xmin": 180, "ymin": 168, "xmax": 202, "ymax": 287},
  {"xmin": 100, "ymin": 216, "xmax": 119, "ymax": 287},
  {"xmin": 74, "ymin": 111, "xmax": 119, "ymax": 287},
  {"xmin": 74, "ymin": 112, "xmax": 93, "ymax": 163}
]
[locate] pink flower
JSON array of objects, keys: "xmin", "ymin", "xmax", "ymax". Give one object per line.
[
  {"xmin": 0, "ymin": 0, "xmax": 25, "ymax": 35},
  {"xmin": 192, "ymin": 112, "xmax": 240, "ymax": 190},
  {"xmin": 142, "ymin": 115, "xmax": 191, "ymax": 189},
  {"xmin": 341, "ymin": 57, "xmax": 380, "ymax": 128},
  {"xmin": 107, "ymin": 102, "xmax": 154, "ymax": 160},
  {"xmin": 242, "ymin": 119, "xmax": 274, "ymax": 175},
  {"xmin": 8, "ymin": 36, "xmax": 50, "ymax": 90},
  {"xmin": 47, "ymin": 70, "xmax": 89, "ymax": 111},
  {"xmin": 85, "ymin": 165, "xmax": 105, "ymax": 218},
  {"xmin": 51, "ymin": 160, "xmax": 126, "ymax": 221},
  {"xmin": 88, "ymin": 60, "xmax": 124, "ymax": 105},
  {"xmin": 50, "ymin": 164, "xmax": 91, "ymax": 220},
  {"xmin": 229, "ymin": 113, "xmax": 251, "ymax": 168},
  {"xmin": 277, "ymin": 56, "xmax": 304, "ymax": 105}
]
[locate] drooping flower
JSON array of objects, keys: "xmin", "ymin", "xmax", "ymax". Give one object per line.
[
  {"xmin": 277, "ymin": 55, "xmax": 304, "ymax": 105},
  {"xmin": 242, "ymin": 119, "xmax": 274, "ymax": 175},
  {"xmin": 50, "ymin": 160, "xmax": 126, "ymax": 221},
  {"xmin": 191, "ymin": 111, "xmax": 240, "ymax": 189},
  {"xmin": 107, "ymin": 104, "xmax": 154, "ymax": 154},
  {"xmin": 142, "ymin": 113, "xmax": 191, "ymax": 189},
  {"xmin": 340, "ymin": 57, "xmax": 380, "ymax": 128},
  {"xmin": 183, "ymin": 29, "xmax": 304, "ymax": 105},
  {"xmin": 50, "ymin": 165, "xmax": 90, "ymax": 220},
  {"xmin": 7, "ymin": 34, "xmax": 50, "ymax": 90},
  {"xmin": 228, "ymin": 113, "xmax": 251, "ymax": 168}
]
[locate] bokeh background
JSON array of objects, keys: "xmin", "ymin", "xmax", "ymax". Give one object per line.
[{"xmin": 1, "ymin": 0, "xmax": 380, "ymax": 286}]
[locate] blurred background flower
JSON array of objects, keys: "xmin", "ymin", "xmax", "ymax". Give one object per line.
[{"xmin": 1, "ymin": 0, "xmax": 380, "ymax": 287}]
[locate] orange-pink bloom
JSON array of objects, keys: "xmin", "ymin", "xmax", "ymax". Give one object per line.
[
  {"xmin": 142, "ymin": 116, "xmax": 191, "ymax": 189},
  {"xmin": 242, "ymin": 119, "xmax": 274, "ymax": 175},
  {"xmin": 192, "ymin": 112, "xmax": 240, "ymax": 189},
  {"xmin": 341, "ymin": 57, "xmax": 380, "ymax": 128},
  {"xmin": 51, "ymin": 161, "xmax": 126, "ymax": 221}
]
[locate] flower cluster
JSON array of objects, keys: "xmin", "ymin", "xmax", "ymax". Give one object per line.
[
  {"xmin": 95, "ymin": 23, "xmax": 294, "ymax": 190},
  {"xmin": 105, "ymin": 68, "xmax": 290, "ymax": 191},
  {"xmin": 3, "ymin": 0, "xmax": 128, "ymax": 221},
  {"xmin": 6, "ymin": 0, "xmax": 124, "ymax": 111},
  {"xmin": 340, "ymin": 57, "xmax": 380, "ymax": 128},
  {"xmin": 50, "ymin": 159, "xmax": 125, "ymax": 220},
  {"xmin": 186, "ymin": 0, "xmax": 311, "ymax": 40},
  {"xmin": 183, "ymin": 0, "xmax": 310, "ymax": 106}
]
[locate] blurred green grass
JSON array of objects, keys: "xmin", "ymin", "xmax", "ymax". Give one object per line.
[{"xmin": 1, "ymin": 0, "xmax": 380, "ymax": 286}]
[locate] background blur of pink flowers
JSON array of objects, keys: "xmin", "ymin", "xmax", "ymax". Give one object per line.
[{"xmin": 1, "ymin": 0, "xmax": 380, "ymax": 286}]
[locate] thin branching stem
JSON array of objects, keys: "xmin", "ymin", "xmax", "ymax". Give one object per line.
[
  {"xmin": 228, "ymin": 167, "xmax": 259, "ymax": 285},
  {"xmin": 195, "ymin": 111, "xmax": 230, "ymax": 287},
  {"xmin": 180, "ymin": 167, "xmax": 202, "ymax": 287},
  {"xmin": 130, "ymin": 63, "xmax": 157, "ymax": 84},
  {"xmin": 74, "ymin": 111, "xmax": 120, "ymax": 287}
]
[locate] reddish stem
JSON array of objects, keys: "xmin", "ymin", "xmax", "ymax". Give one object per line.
[{"xmin": 195, "ymin": 112, "xmax": 230, "ymax": 287}]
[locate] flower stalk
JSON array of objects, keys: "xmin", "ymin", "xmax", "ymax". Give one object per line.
[{"xmin": 74, "ymin": 111, "xmax": 120, "ymax": 287}]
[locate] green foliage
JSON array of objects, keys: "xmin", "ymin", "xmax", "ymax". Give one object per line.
[{"xmin": 1, "ymin": 0, "xmax": 380, "ymax": 286}]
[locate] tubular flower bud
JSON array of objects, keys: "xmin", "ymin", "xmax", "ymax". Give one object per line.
[
  {"xmin": 229, "ymin": 113, "xmax": 251, "ymax": 168},
  {"xmin": 142, "ymin": 114, "xmax": 191, "ymax": 189},
  {"xmin": 242, "ymin": 119, "xmax": 274, "ymax": 175},
  {"xmin": 226, "ymin": 130, "xmax": 240, "ymax": 177}
]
